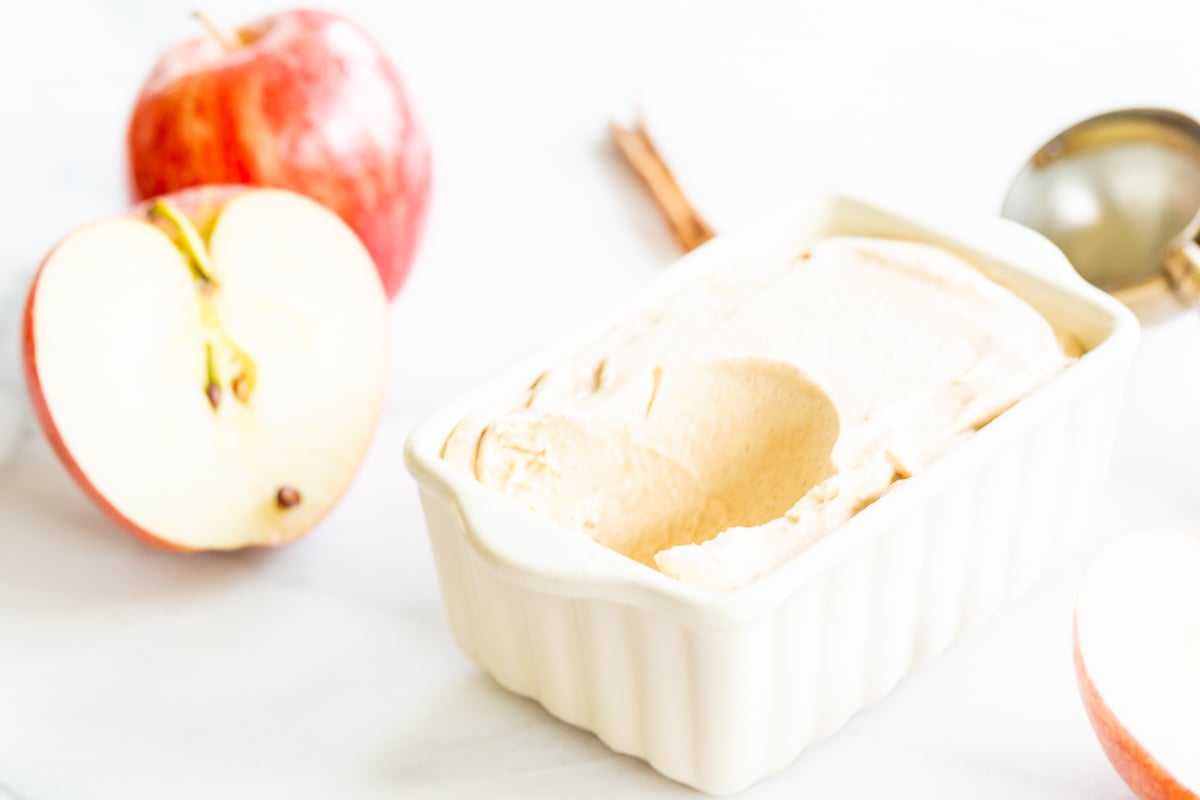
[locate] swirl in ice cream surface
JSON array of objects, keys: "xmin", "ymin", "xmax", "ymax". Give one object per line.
[{"xmin": 443, "ymin": 237, "xmax": 1075, "ymax": 590}]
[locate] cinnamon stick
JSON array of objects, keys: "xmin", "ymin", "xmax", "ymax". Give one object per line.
[{"xmin": 610, "ymin": 119, "xmax": 715, "ymax": 252}]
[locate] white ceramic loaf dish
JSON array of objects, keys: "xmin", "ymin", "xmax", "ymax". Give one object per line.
[{"xmin": 404, "ymin": 193, "xmax": 1139, "ymax": 794}]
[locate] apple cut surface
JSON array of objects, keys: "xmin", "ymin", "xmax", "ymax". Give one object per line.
[
  {"xmin": 25, "ymin": 189, "xmax": 388, "ymax": 550},
  {"xmin": 1074, "ymin": 529, "xmax": 1200, "ymax": 800}
]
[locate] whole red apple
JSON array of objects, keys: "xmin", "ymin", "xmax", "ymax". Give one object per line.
[{"xmin": 127, "ymin": 10, "xmax": 431, "ymax": 299}]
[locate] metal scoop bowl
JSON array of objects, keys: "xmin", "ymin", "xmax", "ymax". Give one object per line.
[{"xmin": 1003, "ymin": 108, "xmax": 1200, "ymax": 304}]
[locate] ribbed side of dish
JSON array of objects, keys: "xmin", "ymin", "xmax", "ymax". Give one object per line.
[{"xmin": 416, "ymin": 361, "xmax": 1126, "ymax": 794}]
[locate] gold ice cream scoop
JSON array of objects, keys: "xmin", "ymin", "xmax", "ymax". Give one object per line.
[{"xmin": 1003, "ymin": 108, "xmax": 1200, "ymax": 303}]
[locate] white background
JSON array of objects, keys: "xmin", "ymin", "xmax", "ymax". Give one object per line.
[{"xmin": 3, "ymin": 0, "xmax": 1200, "ymax": 797}]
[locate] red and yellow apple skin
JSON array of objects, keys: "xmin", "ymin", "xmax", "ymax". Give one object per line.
[
  {"xmin": 1073, "ymin": 618, "xmax": 1195, "ymax": 800},
  {"xmin": 127, "ymin": 9, "xmax": 431, "ymax": 300}
]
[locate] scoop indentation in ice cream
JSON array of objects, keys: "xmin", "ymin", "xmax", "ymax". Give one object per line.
[
  {"xmin": 444, "ymin": 236, "xmax": 1073, "ymax": 589},
  {"xmin": 474, "ymin": 357, "xmax": 838, "ymax": 566}
]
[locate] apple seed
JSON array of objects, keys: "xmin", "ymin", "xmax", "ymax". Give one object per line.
[
  {"xmin": 229, "ymin": 344, "xmax": 257, "ymax": 402},
  {"xmin": 231, "ymin": 374, "xmax": 251, "ymax": 402},
  {"xmin": 276, "ymin": 486, "xmax": 301, "ymax": 509}
]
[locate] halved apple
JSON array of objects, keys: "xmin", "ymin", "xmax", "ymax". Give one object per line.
[
  {"xmin": 23, "ymin": 186, "xmax": 388, "ymax": 550},
  {"xmin": 1074, "ymin": 528, "xmax": 1200, "ymax": 799}
]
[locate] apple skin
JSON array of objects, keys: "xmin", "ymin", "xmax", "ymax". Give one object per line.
[
  {"xmin": 1073, "ymin": 617, "xmax": 1196, "ymax": 800},
  {"xmin": 127, "ymin": 9, "xmax": 431, "ymax": 300},
  {"xmin": 22, "ymin": 185, "xmax": 376, "ymax": 553}
]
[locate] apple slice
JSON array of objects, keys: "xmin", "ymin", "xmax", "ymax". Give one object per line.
[
  {"xmin": 1074, "ymin": 528, "xmax": 1200, "ymax": 800},
  {"xmin": 23, "ymin": 186, "xmax": 388, "ymax": 550}
]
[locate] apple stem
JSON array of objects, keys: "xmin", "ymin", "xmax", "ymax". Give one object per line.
[
  {"xmin": 148, "ymin": 199, "xmax": 261, "ymax": 406},
  {"xmin": 193, "ymin": 10, "xmax": 242, "ymax": 52},
  {"xmin": 205, "ymin": 342, "xmax": 221, "ymax": 410},
  {"xmin": 147, "ymin": 199, "xmax": 218, "ymax": 285}
]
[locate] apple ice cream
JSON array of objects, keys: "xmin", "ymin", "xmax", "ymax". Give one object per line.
[{"xmin": 443, "ymin": 237, "xmax": 1073, "ymax": 590}]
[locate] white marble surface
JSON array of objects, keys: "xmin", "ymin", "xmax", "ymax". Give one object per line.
[{"xmin": 3, "ymin": 0, "xmax": 1200, "ymax": 796}]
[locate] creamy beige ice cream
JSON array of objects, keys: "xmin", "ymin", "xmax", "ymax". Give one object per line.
[{"xmin": 442, "ymin": 237, "xmax": 1074, "ymax": 590}]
